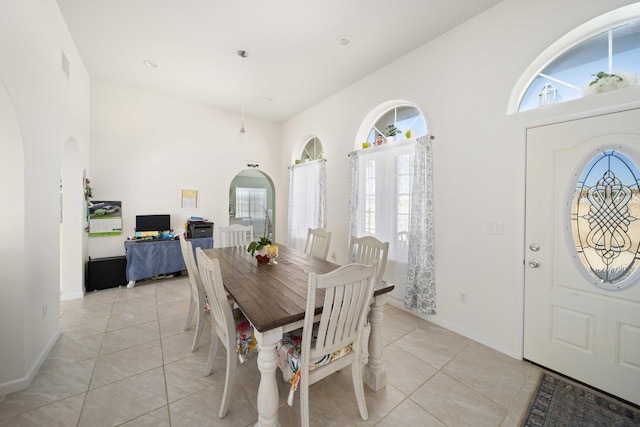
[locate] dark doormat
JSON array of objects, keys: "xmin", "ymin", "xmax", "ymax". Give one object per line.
[{"xmin": 521, "ymin": 372, "xmax": 640, "ymax": 426}]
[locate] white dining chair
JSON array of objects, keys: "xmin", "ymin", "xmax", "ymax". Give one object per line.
[
  {"xmin": 178, "ymin": 234, "xmax": 206, "ymax": 352},
  {"xmin": 293, "ymin": 262, "xmax": 377, "ymax": 426},
  {"xmin": 195, "ymin": 247, "xmax": 257, "ymax": 419},
  {"xmin": 347, "ymin": 235, "xmax": 389, "ymax": 282},
  {"xmin": 303, "ymin": 227, "xmax": 331, "ymax": 259},
  {"xmin": 347, "ymin": 235, "xmax": 389, "ymax": 363},
  {"xmin": 219, "ymin": 224, "xmax": 253, "ymax": 247}
]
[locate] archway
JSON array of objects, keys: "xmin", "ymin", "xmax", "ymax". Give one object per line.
[
  {"xmin": 228, "ymin": 169, "xmax": 275, "ymax": 242},
  {"xmin": 0, "ymin": 78, "xmax": 26, "ymax": 392}
]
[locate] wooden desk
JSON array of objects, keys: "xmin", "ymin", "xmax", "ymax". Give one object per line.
[{"xmin": 203, "ymin": 245, "xmax": 394, "ymax": 427}]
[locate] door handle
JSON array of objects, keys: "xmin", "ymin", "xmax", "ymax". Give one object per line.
[{"xmin": 528, "ymin": 259, "xmax": 540, "ymax": 268}]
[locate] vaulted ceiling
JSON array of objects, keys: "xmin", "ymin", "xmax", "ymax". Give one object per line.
[{"xmin": 56, "ymin": 0, "xmax": 502, "ymax": 122}]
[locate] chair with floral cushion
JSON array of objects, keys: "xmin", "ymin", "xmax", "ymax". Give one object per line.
[
  {"xmin": 304, "ymin": 227, "xmax": 331, "ymax": 259},
  {"xmin": 195, "ymin": 247, "xmax": 257, "ymax": 418},
  {"xmin": 178, "ymin": 234, "xmax": 206, "ymax": 352},
  {"xmin": 277, "ymin": 262, "xmax": 377, "ymax": 426}
]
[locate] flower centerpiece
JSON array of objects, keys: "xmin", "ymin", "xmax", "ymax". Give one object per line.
[
  {"xmin": 248, "ymin": 236, "xmax": 271, "ymax": 262},
  {"xmin": 582, "ymin": 71, "xmax": 638, "ymax": 96},
  {"xmin": 247, "ymin": 208, "xmax": 273, "ymax": 263}
]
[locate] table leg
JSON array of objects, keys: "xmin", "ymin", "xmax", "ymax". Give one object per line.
[
  {"xmin": 126, "ymin": 280, "xmax": 136, "ymax": 289},
  {"xmin": 363, "ymin": 294, "xmax": 387, "ymax": 391},
  {"xmin": 254, "ymin": 327, "xmax": 283, "ymax": 427}
]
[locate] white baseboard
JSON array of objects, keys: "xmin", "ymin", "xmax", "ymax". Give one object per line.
[
  {"xmin": 0, "ymin": 326, "xmax": 61, "ymax": 396},
  {"xmin": 385, "ymin": 297, "xmax": 520, "ymax": 359},
  {"xmin": 60, "ymin": 291, "xmax": 84, "ymax": 301}
]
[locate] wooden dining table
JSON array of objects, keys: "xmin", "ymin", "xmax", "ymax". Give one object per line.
[{"xmin": 202, "ymin": 245, "xmax": 394, "ymax": 427}]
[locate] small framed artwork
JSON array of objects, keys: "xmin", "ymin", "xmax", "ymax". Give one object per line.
[{"xmin": 181, "ymin": 189, "xmax": 198, "ymax": 209}]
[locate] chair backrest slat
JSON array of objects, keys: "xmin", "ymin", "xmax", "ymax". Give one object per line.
[
  {"xmin": 220, "ymin": 224, "xmax": 253, "ymax": 248},
  {"xmin": 304, "ymin": 227, "xmax": 331, "ymax": 259},
  {"xmin": 304, "ymin": 263, "xmax": 376, "ymax": 360},
  {"xmin": 347, "ymin": 236, "xmax": 389, "ymax": 282}
]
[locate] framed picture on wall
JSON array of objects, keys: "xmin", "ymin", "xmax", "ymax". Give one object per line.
[{"xmin": 181, "ymin": 189, "xmax": 198, "ymax": 209}]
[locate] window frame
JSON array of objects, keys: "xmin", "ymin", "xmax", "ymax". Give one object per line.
[
  {"xmin": 366, "ymin": 105, "xmax": 426, "ymax": 145},
  {"xmin": 509, "ymin": 4, "xmax": 640, "ymax": 114},
  {"xmin": 354, "ymin": 140, "xmax": 417, "ymax": 259},
  {"xmin": 235, "ymin": 187, "xmax": 267, "ymax": 219}
]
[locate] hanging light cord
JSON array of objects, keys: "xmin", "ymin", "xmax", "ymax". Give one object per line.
[{"xmin": 238, "ymin": 50, "xmax": 248, "ymax": 133}]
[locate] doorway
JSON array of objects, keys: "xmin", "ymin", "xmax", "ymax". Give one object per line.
[
  {"xmin": 228, "ymin": 169, "xmax": 275, "ymax": 241},
  {"xmin": 524, "ymin": 108, "xmax": 640, "ymax": 405}
]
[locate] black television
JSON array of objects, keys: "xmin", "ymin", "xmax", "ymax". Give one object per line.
[{"xmin": 135, "ymin": 214, "xmax": 171, "ymax": 232}]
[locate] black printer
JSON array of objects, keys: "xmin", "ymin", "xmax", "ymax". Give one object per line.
[{"xmin": 187, "ymin": 219, "xmax": 214, "ymax": 238}]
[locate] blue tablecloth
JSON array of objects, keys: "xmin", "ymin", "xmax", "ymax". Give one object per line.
[{"xmin": 124, "ymin": 237, "xmax": 214, "ymax": 282}]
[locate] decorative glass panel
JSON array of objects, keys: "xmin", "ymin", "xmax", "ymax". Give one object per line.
[{"xmin": 571, "ymin": 149, "xmax": 640, "ymax": 289}]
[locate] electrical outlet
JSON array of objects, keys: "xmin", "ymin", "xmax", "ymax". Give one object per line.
[
  {"xmin": 459, "ymin": 292, "xmax": 468, "ymax": 304},
  {"xmin": 42, "ymin": 303, "xmax": 47, "ymax": 318}
]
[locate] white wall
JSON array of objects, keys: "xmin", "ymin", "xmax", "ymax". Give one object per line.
[
  {"xmin": 60, "ymin": 139, "xmax": 86, "ymax": 301},
  {"xmin": 2, "ymin": 0, "xmax": 637, "ymax": 395},
  {"xmin": 279, "ymin": 0, "xmax": 639, "ymax": 357},
  {"xmin": 0, "ymin": 0, "xmax": 90, "ymax": 393},
  {"xmin": 88, "ymin": 81, "xmax": 282, "ymax": 258}
]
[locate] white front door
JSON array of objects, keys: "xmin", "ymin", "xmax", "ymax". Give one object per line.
[{"xmin": 524, "ymin": 108, "xmax": 640, "ymax": 406}]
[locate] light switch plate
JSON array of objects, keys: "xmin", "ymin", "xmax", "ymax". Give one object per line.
[{"xmin": 486, "ymin": 221, "xmax": 503, "ymax": 235}]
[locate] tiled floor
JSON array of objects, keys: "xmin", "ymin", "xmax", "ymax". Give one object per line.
[{"xmin": 0, "ymin": 276, "xmax": 540, "ymax": 426}]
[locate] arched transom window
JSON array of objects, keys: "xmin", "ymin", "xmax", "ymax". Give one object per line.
[
  {"xmin": 366, "ymin": 105, "xmax": 427, "ymax": 145},
  {"xmin": 518, "ymin": 19, "xmax": 640, "ymax": 112},
  {"xmin": 300, "ymin": 136, "xmax": 323, "ymax": 162}
]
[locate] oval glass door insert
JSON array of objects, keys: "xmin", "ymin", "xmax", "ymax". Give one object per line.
[{"xmin": 571, "ymin": 149, "xmax": 640, "ymax": 289}]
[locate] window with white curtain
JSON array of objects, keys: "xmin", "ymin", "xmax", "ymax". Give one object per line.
[
  {"xmin": 288, "ymin": 159, "xmax": 326, "ymax": 251},
  {"xmin": 354, "ymin": 141, "xmax": 414, "ymax": 262},
  {"xmin": 350, "ymin": 135, "xmax": 436, "ymax": 313},
  {"xmin": 364, "ymin": 159, "xmax": 376, "ymax": 234},
  {"xmin": 235, "ymin": 187, "xmax": 267, "ymax": 218}
]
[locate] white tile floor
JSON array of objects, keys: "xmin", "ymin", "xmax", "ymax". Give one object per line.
[{"xmin": 0, "ymin": 276, "xmax": 540, "ymax": 426}]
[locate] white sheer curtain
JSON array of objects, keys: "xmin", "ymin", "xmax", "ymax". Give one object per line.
[
  {"xmin": 288, "ymin": 160, "xmax": 327, "ymax": 251},
  {"xmin": 349, "ymin": 136, "xmax": 435, "ymax": 313}
]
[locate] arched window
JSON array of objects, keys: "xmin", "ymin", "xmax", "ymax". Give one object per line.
[
  {"xmin": 289, "ymin": 135, "xmax": 327, "ymax": 251},
  {"xmin": 350, "ymin": 102, "xmax": 435, "ymax": 313},
  {"xmin": 300, "ymin": 136, "xmax": 323, "ymax": 162},
  {"xmin": 365, "ymin": 105, "xmax": 427, "ymax": 145},
  {"xmin": 516, "ymin": 11, "xmax": 640, "ymax": 112}
]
